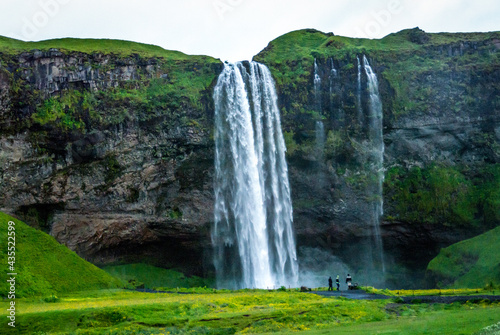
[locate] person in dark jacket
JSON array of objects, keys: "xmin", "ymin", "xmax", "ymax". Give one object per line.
[
  {"xmin": 328, "ymin": 276, "xmax": 333, "ymax": 291},
  {"xmin": 346, "ymin": 273, "xmax": 352, "ymax": 290}
]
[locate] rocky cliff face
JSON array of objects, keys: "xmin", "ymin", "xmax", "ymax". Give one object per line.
[
  {"xmin": 1, "ymin": 30, "xmax": 499, "ymax": 286},
  {"xmin": 0, "ymin": 41, "xmax": 221, "ymax": 274},
  {"xmin": 254, "ymin": 28, "xmax": 500, "ymax": 286}
]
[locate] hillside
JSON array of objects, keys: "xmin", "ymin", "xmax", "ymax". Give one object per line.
[
  {"xmin": 0, "ymin": 212, "xmax": 122, "ymax": 297},
  {"xmin": 426, "ymin": 226, "xmax": 500, "ymax": 288},
  {"xmin": 0, "ymin": 35, "xmax": 214, "ymax": 60}
]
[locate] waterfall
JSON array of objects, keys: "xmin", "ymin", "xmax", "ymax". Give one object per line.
[
  {"xmin": 328, "ymin": 58, "xmax": 337, "ymax": 113},
  {"xmin": 356, "ymin": 56, "xmax": 363, "ymax": 125},
  {"xmin": 362, "ymin": 55, "xmax": 386, "ymax": 273},
  {"xmin": 315, "ymin": 120, "xmax": 325, "ymax": 164},
  {"xmin": 212, "ymin": 61, "xmax": 298, "ymax": 289},
  {"xmin": 328, "ymin": 58, "xmax": 337, "ymax": 95},
  {"xmin": 314, "ymin": 58, "xmax": 322, "ymax": 111}
]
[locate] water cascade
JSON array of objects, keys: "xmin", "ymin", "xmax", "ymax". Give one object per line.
[
  {"xmin": 313, "ymin": 58, "xmax": 322, "ymax": 112},
  {"xmin": 328, "ymin": 58, "xmax": 337, "ymax": 95},
  {"xmin": 315, "ymin": 120, "xmax": 325, "ymax": 161},
  {"xmin": 328, "ymin": 58, "xmax": 337, "ymax": 113},
  {"xmin": 362, "ymin": 55, "xmax": 386, "ymax": 273},
  {"xmin": 356, "ymin": 56, "xmax": 363, "ymax": 125},
  {"xmin": 212, "ymin": 61, "xmax": 299, "ymax": 289},
  {"xmin": 315, "ymin": 119, "xmax": 326, "ymax": 186}
]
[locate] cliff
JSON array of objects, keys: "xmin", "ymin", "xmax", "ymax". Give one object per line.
[
  {"xmin": 1, "ymin": 29, "xmax": 499, "ymax": 286},
  {"xmin": 0, "ymin": 36, "xmax": 222, "ymax": 273},
  {"xmin": 254, "ymin": 28, "xmax": 500, "ymax": 285}
]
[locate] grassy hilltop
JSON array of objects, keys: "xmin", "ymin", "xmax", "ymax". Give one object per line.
[{"xmin": 0, "ymin": 212, "xmax": 122, "ymax": 297}]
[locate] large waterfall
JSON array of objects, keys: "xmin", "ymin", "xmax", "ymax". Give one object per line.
[
  {"xmin": 212, "ymin": 61, "xmax": 299, "ymax": 289},
  {"xmin": 363, "ymin": 55, "xmax": 386, "ymax": 273}
]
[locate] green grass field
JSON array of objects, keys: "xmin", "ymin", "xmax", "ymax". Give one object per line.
[{"xmin": 0, "ymin": 289, "xmax": 498, "ymax": 334}]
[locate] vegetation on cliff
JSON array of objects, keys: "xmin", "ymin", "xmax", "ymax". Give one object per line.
[
  {"xmin": 0, "ymin": 212, "xmax": 122, "ymax": 297},
  {"xmin": 384, "ymin": 164, "xmax": 500, "ymax": 228}
]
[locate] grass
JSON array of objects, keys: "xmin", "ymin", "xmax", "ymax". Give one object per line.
[
  {"xmin": 102, "ymin": 263, "xmax": 213, "ymax": 290},
  {"xmin": 0, "ymin": 289, "xmax": 498, "ymax": 334},
  {"xmin": 296, "ymin": 306, "xmax": 500, "ymax": 335},
  {"xmin": 0, "ymin": 35, "xmax": 218, "ymax": 61},
  {"xmin": 362, "ymin": 286, "xmax": 499, "ymax": 297},
  {"xmin": 0, "ymin": 212, "xmax": 123, "ymax": 298},
  {"xmin": 427, "ymin": 226, "xmax": 500, "ymax": 288}
]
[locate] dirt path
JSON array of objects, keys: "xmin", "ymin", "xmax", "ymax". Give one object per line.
[{"xmin": 310, "ymin": 290, "xmax": 500, "ymax": 303}]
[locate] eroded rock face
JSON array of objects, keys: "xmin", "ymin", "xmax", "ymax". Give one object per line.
[
  {"xmin": 0, "ymin": 49, "xmax": 219, "ymax": 275},
  {"xmin": 17, "ymin": 49, "xmax": 158, "ymax": 94},
  {"xmin": 1, "ymin": 120, "xmax": 215, "ymax": 269}
]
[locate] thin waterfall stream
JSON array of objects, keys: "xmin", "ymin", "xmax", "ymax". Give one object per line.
[{"xmin": 363, "ymin": 55, "xmax": 386, "ymax": 274}]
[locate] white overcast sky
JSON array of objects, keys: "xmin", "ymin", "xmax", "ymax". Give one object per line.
[{"xmin": 1, "ymin": 0, "xmax": 499, "ymax": 61}]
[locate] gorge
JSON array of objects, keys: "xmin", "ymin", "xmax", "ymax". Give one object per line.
[{"xmin": 0, "ymin": 27, "xmax": 499, "ymax": 288}]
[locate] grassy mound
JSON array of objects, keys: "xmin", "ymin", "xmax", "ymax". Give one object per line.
[
  {"xmin": 0, "ymin": 35, "xmax": 216, "ymax": 60},
  {"xmin": 102, "ymin": 263, "xmax": 213, "ymax": 289},
  {"xmin": 0, "ymin": 212, "xmax": 122, "ymax": 297},
  {"xmin": 426, "ymin": 226, "xmax": 500, "ymax": 288}
]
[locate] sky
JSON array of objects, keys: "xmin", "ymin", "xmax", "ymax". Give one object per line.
[{"xmin": 1, "ymin": 0, "xmax": 499, "ymax": 61}]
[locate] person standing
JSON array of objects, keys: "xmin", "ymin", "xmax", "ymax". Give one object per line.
[
  {"xmin": 336, "ymin": 275, "xmax": 340, "ymax": 291},
  {"xmin": 328, "ymin": 276, "xmax": 333, "ymax": 291},
  {"xmin": 346, "ymin": 273, "xmax": 352, "ymax": 290}
]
